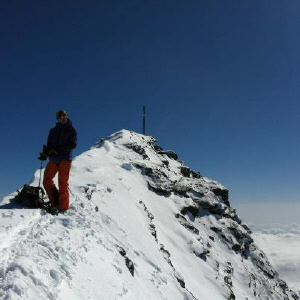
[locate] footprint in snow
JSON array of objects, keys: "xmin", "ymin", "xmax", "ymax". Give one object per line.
[
  {"xmin": 2, "ymin": 212, "xmax": 13, "ymax": 218},
  {"xmin": 121, "ymin": 163, "xmax": 133, "ymax": 171},
  {"xmin": 50, "ymin": 269, "xmax": 62, "ymax": 286},
  {"xmin": 60, "ymin": 264, "xmax": 72, "ymax": 279},
  {"xmin": 58, "ymin": 218, "xmax": 74, "ymax": 228}
]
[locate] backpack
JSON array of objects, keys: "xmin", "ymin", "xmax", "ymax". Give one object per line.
[{"xmin": 15, "ymin": 185, "xmax": 49, "ymax": 209}]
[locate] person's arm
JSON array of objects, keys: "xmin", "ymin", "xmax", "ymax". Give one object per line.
[{"xmin": 46, "ymin": 129, "xmax": 58, "ymax": 157}]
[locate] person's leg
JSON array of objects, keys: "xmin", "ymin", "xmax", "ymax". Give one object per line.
[
  {"xmin": 58, "ymin": 161, "xmax": 72, "ymax": 210},
  {"xmin": 43, "ymin": 161, "xmax": 59, "ymax": 206}
]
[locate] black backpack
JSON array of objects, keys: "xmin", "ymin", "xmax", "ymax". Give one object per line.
[{"xmin": 15, "ymin": 185, "xmax": 49, "ymax": 209}]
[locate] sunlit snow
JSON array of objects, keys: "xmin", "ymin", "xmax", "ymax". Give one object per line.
[{"xmin": 0, "ymin": 130, "xmax": 298, "ymax": 300}]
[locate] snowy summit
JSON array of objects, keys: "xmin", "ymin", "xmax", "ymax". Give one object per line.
[{"xmin": 0, "ymin": 129, "xmax": 298, "ymax": 300}]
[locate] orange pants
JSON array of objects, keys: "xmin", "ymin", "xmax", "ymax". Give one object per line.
[{"xmin": 43, "ymin": 160, "xmax": 72, "ymax": 210}]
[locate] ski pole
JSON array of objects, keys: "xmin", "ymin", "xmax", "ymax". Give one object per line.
[{"xmin": 38, "ymin": 160, "xmax": 43, "ymax": 188}]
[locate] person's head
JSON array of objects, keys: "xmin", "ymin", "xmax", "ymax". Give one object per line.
[{"xmin": 56, "ymin": 110, "xmax": 67, "ymax": 124}]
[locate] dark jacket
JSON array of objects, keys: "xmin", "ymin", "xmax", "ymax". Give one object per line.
[{"xmin": 47, "ymin": 119, "xmax": 77, "ymax": 161}]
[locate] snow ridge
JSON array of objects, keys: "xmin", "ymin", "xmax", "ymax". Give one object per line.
[{"xmin": 0, "ymin": 129, "xmax": 298, "ymax": 300}]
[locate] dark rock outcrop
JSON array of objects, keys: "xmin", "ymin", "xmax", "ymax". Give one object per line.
[{"xmin": 117, "ymin": 246, "xmax": 135, "ymax": 276}]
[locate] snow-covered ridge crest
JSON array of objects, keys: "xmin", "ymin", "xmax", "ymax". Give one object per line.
[
  {"xmin": 0, "ymin": 129, "xmax": 298, "ymax": 300},
  {"xmin": 91, "ymin": 129, "xmax": 298, "ymax": 299}
]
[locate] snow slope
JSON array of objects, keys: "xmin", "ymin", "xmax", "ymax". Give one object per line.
[{"xmin": 0, "ymin": 129, "xmax": 298, "ymax": 300}]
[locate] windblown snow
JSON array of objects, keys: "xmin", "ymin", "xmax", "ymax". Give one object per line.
[{"xmin": 0, "ymin": 129, "xmax": 298, "ymax": 300}]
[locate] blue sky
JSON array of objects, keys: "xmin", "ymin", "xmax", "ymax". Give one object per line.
[{"xmin": 1, "ymin": 1, "xmax": 300, "ymax": 221}]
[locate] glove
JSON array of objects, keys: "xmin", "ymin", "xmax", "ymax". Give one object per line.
[
  {"xmin": 38, "ymin": 144, "xmax": 58, "ymax": 160},
  {"xmin": 42, "ymin": 144, "xmax": 58, "ymax": 157},
  {"xmin": 38, "ymin": 152, "xmax": 48, "ymax": 161},
  {"xmin": 38, "ymin": 145, "xmax": 48, "ymax": 160}
]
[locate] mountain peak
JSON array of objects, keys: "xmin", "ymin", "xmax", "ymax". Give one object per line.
[
  {"xmin": 0, "ymin": 129, "xmax": 298, "ymax": 300},
  {"xmin": 93, "ymin": 129, "xmax": 155, "ymax": 147}
]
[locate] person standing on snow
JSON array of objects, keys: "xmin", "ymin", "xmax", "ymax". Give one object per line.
[{"xmin": 38, "ymin": 110, "xmax": 77, "ymax": 214}]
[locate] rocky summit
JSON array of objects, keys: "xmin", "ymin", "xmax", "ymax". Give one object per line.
[{"xmin": 0, "ymin": 129, "xmax": 298, "ymax": 300}]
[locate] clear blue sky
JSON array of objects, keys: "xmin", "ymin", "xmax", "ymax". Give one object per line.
[{"xmin": 1, "ymin": 1, "xmax": 300, "ymax": 219}]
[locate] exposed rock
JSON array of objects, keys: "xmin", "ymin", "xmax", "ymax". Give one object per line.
[
  {"xmin": 139, "ymin": 201, "xmax": 157, "ymax": 242},
  {"xmin": 124, "ymin": 143, "xmax": 149, "ymax": 160},
  {"xmin": 241, "ymin": 224, "xmax": 252, "ymax": 234},
  {"xmin": 211, "ymin": 226, "xmax": 222, "ymax": 234},
  {"xmin": 154, "ymin": 145, "xmax": 163, "ymax": 152},
  {"xmin": 232, "ymin": 244, "xmax": 241, "ymax": 252},
  {"xmin": 279, "ymin": 279, "xmax": 288, "ymax": 291},
  {"xmin": 148, "ymin": 182, "xmax": 172, "ymax": 197},
  {"xmin": 175, "ymin": 213, "xmax": 199, "ymax": 235},
  {"xmin": 181, "ymin": 166, "xmax": 191, "ymax": 177},
  {"xmin": 125, "ymin": 257, "xmax": 134, "ymax": 276},
  {"xmin": 162, "ymin": 160, "xmax": 169, "ymax": 168},
  {"xmin": 175, "ymin": 272, "xmax": 186, "ymax": 288},
  {"xmin": 224, "ymin": 262, "xmax": 235, "ymax": 300},
  {"xmin": 157, "ymin": 150, "xmax": 178, "ymax": 160},
  {"xmin": 149, "ymin": 223, "xmax": 157, "ymax": 240},
  {"xmin": 117, "ymin": 245, "xmax": 126, "ymax": 257},
  {"xmin": 160, "ymin": 244, "xmax": 173, "ymax": 267},
  {"xmin": 199, "ymin": 199, "xmax": 226, "ymax": 215},
  {"xmin": 180, "ymin": 205, "xmax": 200, "ymax": 218},
  {"xmin": 191, "ymin": 170, "xmax": 202, "ymax": 179},
  {"xmin": 117, "ymin": 245, "xmax": 135, "ymax": 276},
  {"xmin": 229, "ymin": 227, "xmax": 246, "ymax": 240},
  {"xmin": 212, "ymin": 188, "xmax": 230, "ymax": 206},
  {"xmin": 194, "ymin": 249, "xmax": 210, "ymax": 262}
]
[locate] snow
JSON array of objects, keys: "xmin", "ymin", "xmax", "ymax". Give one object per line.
[{"xmin": 0, "ymin": 129, "xmax": 298, "ymax": 300}]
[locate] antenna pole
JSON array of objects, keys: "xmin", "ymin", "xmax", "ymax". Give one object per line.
[{"xmin": 143, "ymin": 105, "xmax": 146, "ymax": 134}]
